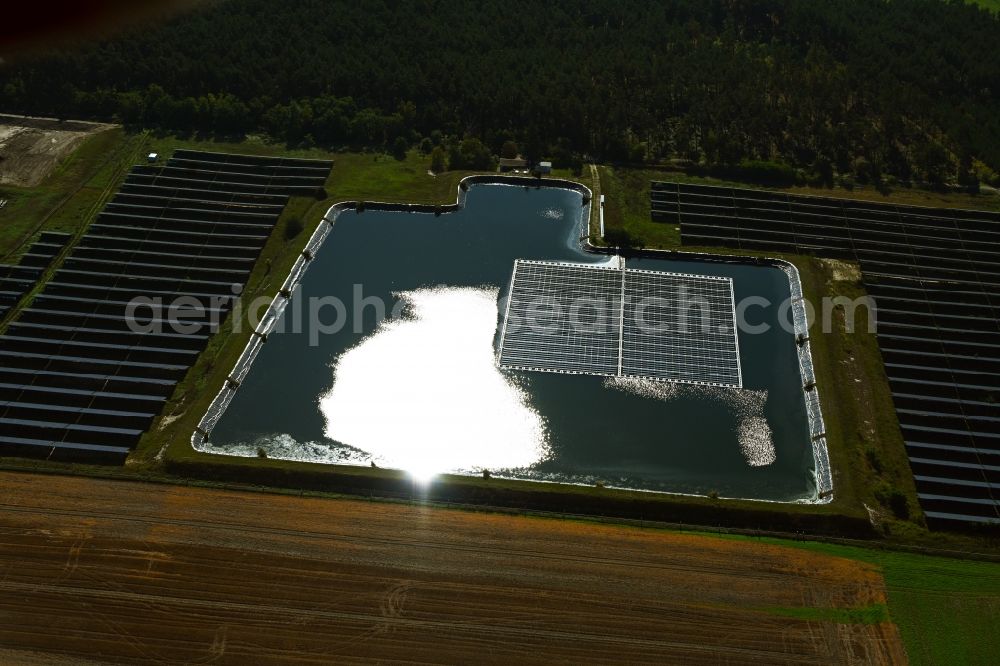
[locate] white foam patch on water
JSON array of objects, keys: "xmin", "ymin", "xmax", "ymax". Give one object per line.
[
  {"xmin": 318, "ymin": 286, "xmax": 548, "ymax": 479},
  {"xmin": 726, "ymin": 389, "xmax": 776, "ymax": 467},
  {"xmin": 605, "ymin": 376, "xmax": 681, "ymax": 401},
  {"xmin": 604, "ymin": 377, "xmax": 775, "ymax": 467},
  {"xmin": 540, "ymin": 207, "xmax": 564, "ymax": 220},
  {"xmin": 737, "ymin": 416, "xmax": 775, "ymax": 467},
  {"xmin": 200, "ymin": 432, "xmax": 370, "ymax": 465}
]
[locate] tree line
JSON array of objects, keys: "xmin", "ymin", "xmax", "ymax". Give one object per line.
[{"xmin": 1, "ymin": 0, "xmax": 998, "ymax": 187}]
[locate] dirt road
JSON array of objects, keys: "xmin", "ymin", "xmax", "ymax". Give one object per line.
[{"xmin": 0, "ymin": 471, "xmax": 905, "ymax": 664}]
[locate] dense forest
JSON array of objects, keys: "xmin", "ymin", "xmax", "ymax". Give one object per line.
[{"xmin": 2, "ymin": 0, "xmax": 999, "ymax": 187}]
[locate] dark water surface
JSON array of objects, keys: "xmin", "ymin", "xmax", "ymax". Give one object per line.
[{"xmin": 207, "ymin": 185, "xmax": 818, "ymax": 501}]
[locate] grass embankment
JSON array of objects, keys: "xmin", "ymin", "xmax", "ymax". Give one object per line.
[{"xmin": 798, "ymin": 257, "xmax": 922, "ymax": 534}]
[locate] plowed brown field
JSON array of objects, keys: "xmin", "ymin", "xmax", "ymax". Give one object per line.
[{"xmin": 0, "ymin": 471, "xmax": 905, "ymax": 664}]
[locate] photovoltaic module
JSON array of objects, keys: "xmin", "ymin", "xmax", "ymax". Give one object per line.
[{"xmin": 498, "ymin": 260, "xmax": 742, "ymax": 388}]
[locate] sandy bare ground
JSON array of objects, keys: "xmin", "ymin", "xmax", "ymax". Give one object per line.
[
  {"xmin": 0, "ymin": 471, "xmax": 905, "ymax": 664},
  {"xmin": 0, "ymin": 114, "xmax": 114, "ymax": 187},
  {"xmin": 820, "ymin": 257, "xmax": 863, "ymax": 283}
]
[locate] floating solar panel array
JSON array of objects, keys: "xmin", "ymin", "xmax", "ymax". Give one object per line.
[
  {"xmin": 500, "ymin": 261, "xmax": 623, "ymax": 376},
  {"xmin": 621, "ymin": 268, "xmax": 742, "ymax": 386},
  {"xmin": 0, "ymin": 150, "xmax": 332, "ymax": 464},
  {"xmin": 655, "ymin": 180, "xmax": 1000, "ymax": 525},
  {"xmin": 498, "ymin": 260, "xmax": 742, "ymax": 388}
]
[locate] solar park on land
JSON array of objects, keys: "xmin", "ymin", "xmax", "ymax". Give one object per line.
[
  {"xmin": 498, "ymin": 260, "xmax": 742, "ymax": 388},
  {"xmin": 653, "ymin": 181, "xmax": 1000, "ymax": 525},
  {"xmin": 0, "ymin": 149, "xmax": 332, "ymax": 464},
  {"xmin": 0, "ymin": 232, "xmax": 71, "ymax": 320}
]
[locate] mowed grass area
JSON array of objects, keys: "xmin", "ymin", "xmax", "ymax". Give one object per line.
[
  {"xmin": 0, "ymin": 127, "xmax": 145, "ymax": 261},
  {"xmin": 145, "ymin": 134, "xmax": 591, "ymax": 205},
  {"xmin": 730, "ymin": 533, "xmax": 1000, "ymax": 665},
  {"xmin": 762, "ymin": 601, "xmax": 889, "ymax": 625},
  {"xmin": 796, "ymin": 256, "xmax": 920, "ymax": 530}
]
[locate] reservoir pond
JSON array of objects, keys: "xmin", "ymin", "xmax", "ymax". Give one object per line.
[{"xmin": 204, "ymin": 184, "xmax": 820, "ymax": 501}]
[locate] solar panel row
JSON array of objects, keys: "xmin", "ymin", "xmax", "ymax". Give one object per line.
[
  {"xmin": 0, "ymin": 150, "xmax": 332, "ymax": 464},
  {"xmin": 0, "ymin": 232, "xmax": 71, "ymax": 320},
  {"xmin": 654, "ymin": 180, "xmax": 1000, "ymax": 525},
  {"xmin": 498, "ymin": 260, "xmax": 741, "ymax": 387}
]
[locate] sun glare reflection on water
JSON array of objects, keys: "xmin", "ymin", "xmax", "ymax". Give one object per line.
[
  {"xmin": 604, "ymin": 377, "xmax": 776, "ymax": 467},
  {"xmin": 318, "ymin": 286, "xmax": 549, "ymax": 479}
]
